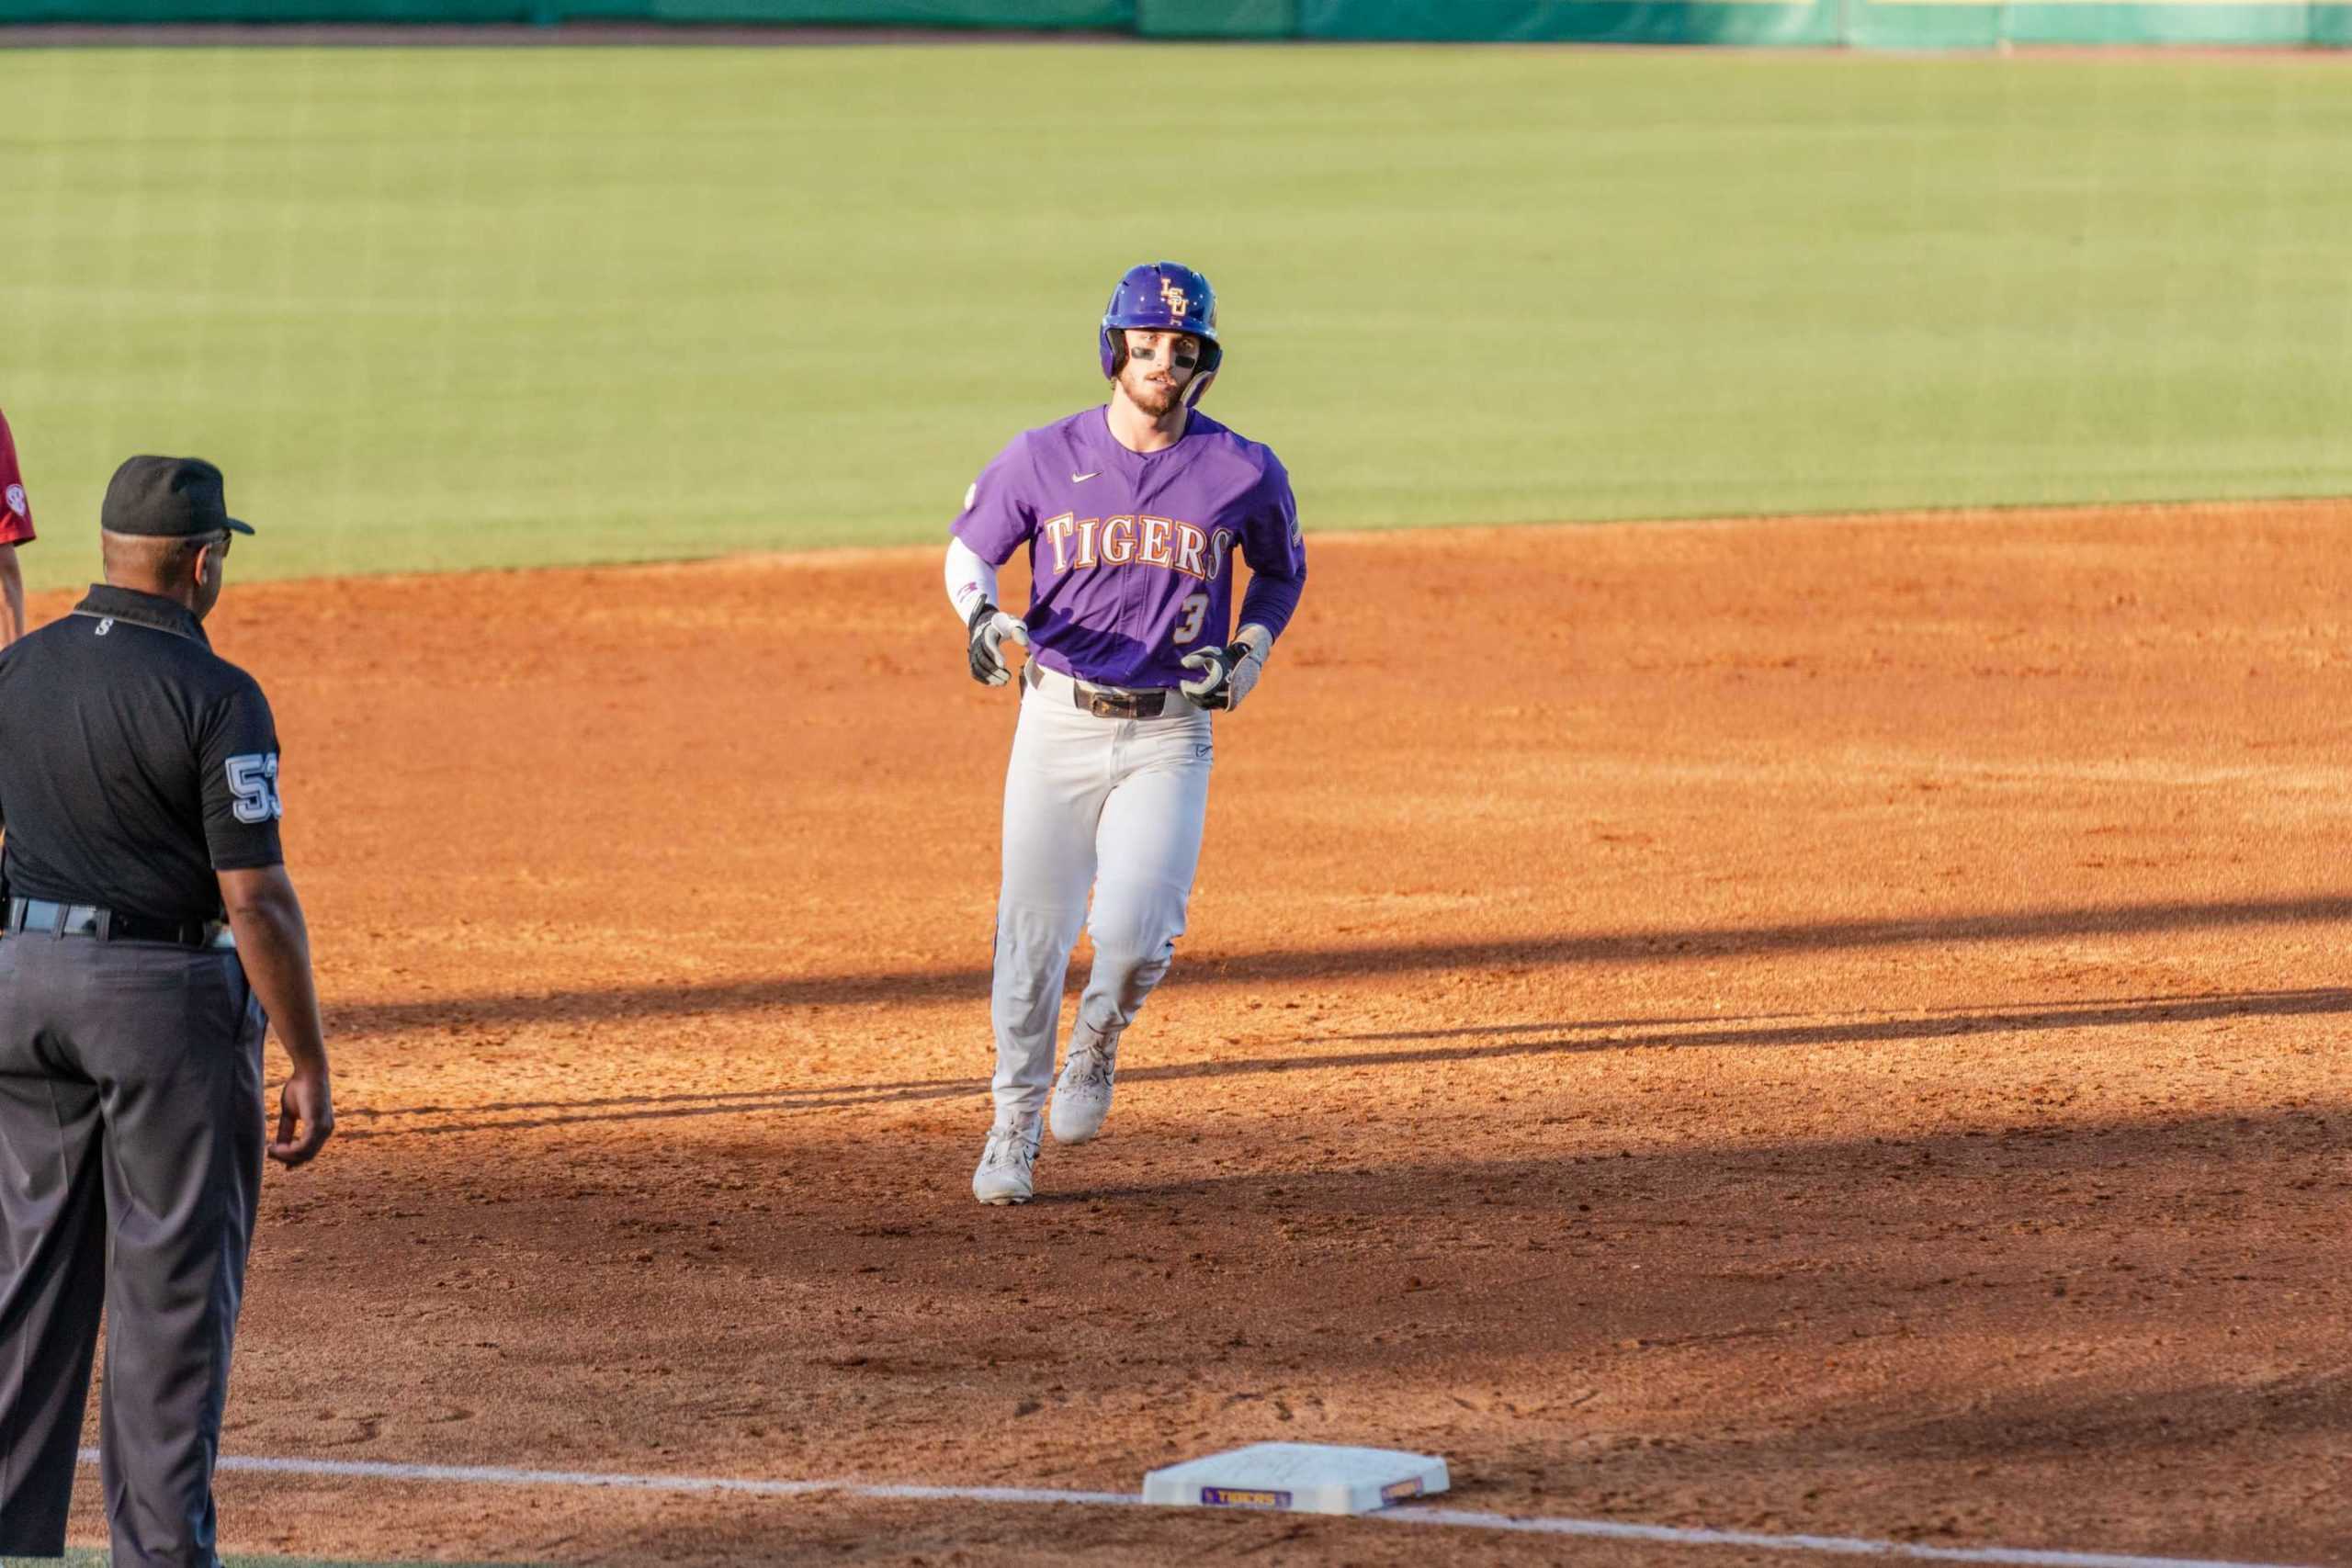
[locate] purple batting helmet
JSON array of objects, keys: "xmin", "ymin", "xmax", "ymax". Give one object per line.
[{"xmin": 1099, "ymin": 261, "xmax": 1222, "ymax": 405}]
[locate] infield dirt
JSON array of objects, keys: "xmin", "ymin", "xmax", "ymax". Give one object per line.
[{"xmin": 37, "ymin": 504, "xmax": 2352, "ymax": 1564}]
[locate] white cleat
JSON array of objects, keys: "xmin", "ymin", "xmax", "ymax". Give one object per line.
[
  {"xmin": 972, "ymin": 1115, "xmax": 1042, "ymax": 1205},
  {"xmin": 1049, "ymin": 1028, "xmax": 1121, "ymax": 1145}
]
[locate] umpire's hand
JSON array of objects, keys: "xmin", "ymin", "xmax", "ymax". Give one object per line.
[{"xmin": 270, "ymin": 1066, "xmax": 334, "ymax": 1168}]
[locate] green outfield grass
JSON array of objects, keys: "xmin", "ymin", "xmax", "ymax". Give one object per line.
[{"xmin": 0, "ymin": 43, "xmax": 2347, "ymax": 588}]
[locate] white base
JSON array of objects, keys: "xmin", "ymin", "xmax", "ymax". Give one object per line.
[{"xmin": 1140, "ymin": 1442, "xmax": 1451, "ymax": 1516}]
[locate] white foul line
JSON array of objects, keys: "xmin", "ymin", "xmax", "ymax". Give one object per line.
[{"xmin": 76, "ymin": 1450, "xmax": 2320, "ymax": 1568}]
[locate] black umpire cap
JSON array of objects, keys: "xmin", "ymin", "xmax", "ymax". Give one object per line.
[{"xmin": 101, "ymin": 456, "xmax": 255, "ymax": 537}]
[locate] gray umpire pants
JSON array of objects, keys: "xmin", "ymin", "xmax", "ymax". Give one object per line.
[{"xmin": 0, "ymin": 930, "xmax": 266, "ymax": 1566}]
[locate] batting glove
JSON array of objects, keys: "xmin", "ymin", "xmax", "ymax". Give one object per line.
[
  {"xmin": 967, "ymin": 601, "xmax": 1031, "ymax": 686},
  {"xmin": 1180, "ymin": 640, "xmax": 1265, "ymax": 712}
]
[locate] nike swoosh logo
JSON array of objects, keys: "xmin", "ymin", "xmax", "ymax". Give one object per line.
[{"xmin": 1071, "ymin": 471, "xmax": 1101, "ymax": 483}]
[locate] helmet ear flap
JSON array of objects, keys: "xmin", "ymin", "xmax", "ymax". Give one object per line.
[
  {"xmin": 1182, "ymin": 340, "xmax": 1222, "ymax": 406},
  {"xmin": 1100, "ymin": 327, "xmax": 1127, "ymax": 381}
]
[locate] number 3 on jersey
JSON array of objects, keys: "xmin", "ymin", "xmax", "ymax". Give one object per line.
[
  {"xmin": 225, "ymin": 752, "xmax": 283, "ymax": 824},
  {"xmin": 1171, "ymin": 592, "xmax": 1209, "ymax": 646}
]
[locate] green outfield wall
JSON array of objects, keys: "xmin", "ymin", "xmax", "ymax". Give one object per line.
[{"xmin": 2, "ymin": 0, "xmax": 2347, "ymax": 49}]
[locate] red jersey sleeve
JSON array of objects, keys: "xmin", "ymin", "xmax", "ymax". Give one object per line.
[{"xmin": 0, "ymin": 410, "xmax": 34, "ymax": 547}]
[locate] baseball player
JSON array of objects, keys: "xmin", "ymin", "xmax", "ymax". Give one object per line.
[
  {"xmin": 0, "ymin": 405, "xmax": 34, "ymax": 646},
  {"xmin": 948, "ymin": 261, "xmax": 1306, "ymax": 1205}
]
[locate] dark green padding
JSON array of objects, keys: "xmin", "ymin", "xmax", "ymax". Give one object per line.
[{"xmin": 1136, "ymin": 0, "xmax": 1295, "ymax": 35}]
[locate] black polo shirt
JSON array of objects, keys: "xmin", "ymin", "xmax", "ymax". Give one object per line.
[{"xmin": 0, "ymin": 584, "xmax": 284, "ymax": 924}]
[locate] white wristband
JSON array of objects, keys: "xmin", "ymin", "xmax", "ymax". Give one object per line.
[{"xmin": 945, "ymin": 536, "xmax": 999, "ymax": 624}]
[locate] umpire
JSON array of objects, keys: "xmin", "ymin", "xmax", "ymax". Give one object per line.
[{"xmin": 0, "ymin": 456, "xmax": 334, "ymax": 1564}]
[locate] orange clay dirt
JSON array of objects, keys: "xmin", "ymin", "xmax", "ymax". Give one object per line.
[{"xmin": 38, "ymin": 503, "xmax": 2352, "ymax": 1566}]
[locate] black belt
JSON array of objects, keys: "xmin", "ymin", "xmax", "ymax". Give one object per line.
[
  {"xmin": 1078, "ymin": 686, "xmax": 1166, "ymax": 719},
  {"xmin": 5, "ymin": 897, "xmax": 230, "ymax": 950},
  {"xmin": 1029, "ymin": 660, "xmax": 1169, "ymax": 719}
]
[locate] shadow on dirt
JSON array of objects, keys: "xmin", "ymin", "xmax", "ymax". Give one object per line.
[
  {"xmin": 333, "ymin": 986, "xmax": 2350, "ymax": 1139},
  {"xmin": 327, "ymin": 891, "xmax": 2352, "ymax": 1038}
]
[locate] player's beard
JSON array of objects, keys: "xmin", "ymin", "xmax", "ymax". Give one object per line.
[{"xmin": 1120, "ymin": 367, "xmax": 1184, "ymax": 418}]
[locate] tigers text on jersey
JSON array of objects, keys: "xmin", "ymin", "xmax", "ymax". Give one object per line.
[{"xmin": 951, "ymin": 407, "xmax": 1306, "ymax": 689}]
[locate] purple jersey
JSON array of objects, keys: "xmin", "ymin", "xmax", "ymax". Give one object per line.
[{"xmin": 951, "ymin": 407, "xmax": 1306, "ymax": 690}]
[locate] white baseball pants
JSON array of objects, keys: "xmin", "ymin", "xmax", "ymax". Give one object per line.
[{"xmin": 989, "ymin": 668, "xmax": 1213, "ymax": 1123}]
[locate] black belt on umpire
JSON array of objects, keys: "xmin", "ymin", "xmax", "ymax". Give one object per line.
[
  {"xmin": 1025, "ymin": 660, "xmax": 1180, "ymax": 720},
  {"xmin": 4, "ymin": 897, "xmax": 235, "ymax": 950}
]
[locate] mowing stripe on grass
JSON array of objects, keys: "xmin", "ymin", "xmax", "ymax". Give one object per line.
[
  {"xmin": 6, "ymin": 48, "xmax": 2352, "ymax": 590},
  {"xmin": 75, "ymin": 1449, "xmax": 2321, "ymax": 1568}
]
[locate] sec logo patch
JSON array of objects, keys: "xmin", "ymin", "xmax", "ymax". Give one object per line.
[{"xmin": 4, "ymin": 484, "xmax": 24, "ymax": 518}]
